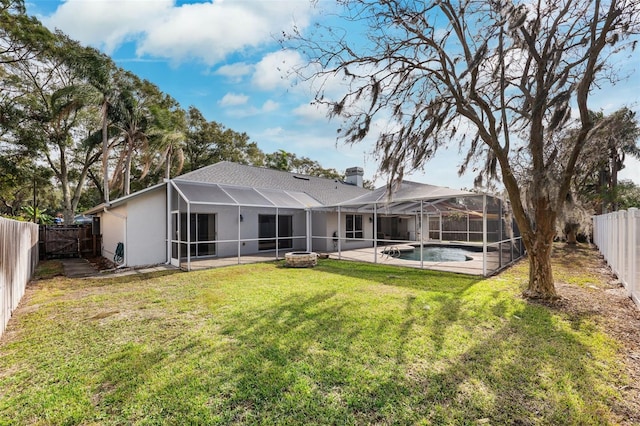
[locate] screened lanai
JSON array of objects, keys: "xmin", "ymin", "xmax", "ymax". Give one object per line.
[
  {"xmin": 310, "ymin": 181, "xmax": 524, "ymax": 276},
  {"xmin": 168, "ymin": 178, "xmax": 524, "ymax": 276},
  {"xmin": 168, "ymin": 179, "xmax": 322, "ymax": 271}
]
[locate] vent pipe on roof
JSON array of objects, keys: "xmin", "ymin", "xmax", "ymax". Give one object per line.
[{"xmin": 345, "ymin": 167, "xmax": 364, "ymax": 187}]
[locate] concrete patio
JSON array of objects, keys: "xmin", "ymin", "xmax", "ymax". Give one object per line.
[{"xmin": 183, "ymin": 244, "xmax": 506, "ymax": 276}]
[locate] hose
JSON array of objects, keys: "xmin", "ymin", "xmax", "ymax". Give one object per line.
[{"xmin": 114, "ymin": 242, "xmax": 124, "ymax": 265}]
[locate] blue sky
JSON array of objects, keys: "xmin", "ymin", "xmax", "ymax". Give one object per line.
[{"xmin": 25, "ymin": 0, "xmax": 640, "ymax": 189}]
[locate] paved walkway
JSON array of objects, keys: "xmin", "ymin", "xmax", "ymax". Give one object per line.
[{"xmin": 61, "ymin": 258, "xmax": 99, "ymax": 278}]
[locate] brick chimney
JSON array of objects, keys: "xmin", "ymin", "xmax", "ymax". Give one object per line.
[{"xmin": 345, "ymin": 167, "xmax": 364, "ymax": 187}]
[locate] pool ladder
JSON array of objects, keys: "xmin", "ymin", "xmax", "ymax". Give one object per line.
[{"xmin": 382, "ymin": 246, "xmax": 402, "ymax": 259}]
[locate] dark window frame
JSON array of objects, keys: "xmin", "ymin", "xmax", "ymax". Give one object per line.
[{"xmin": 346, "ymin": 214, "xmax": 364, "ymax": 239}]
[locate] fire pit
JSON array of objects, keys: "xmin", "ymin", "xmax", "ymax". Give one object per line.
[{"xmin": 284, "ymin": 252, "xmax": 318, "ymax": 268}]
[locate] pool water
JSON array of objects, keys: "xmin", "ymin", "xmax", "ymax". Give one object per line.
[{"xmin": 397, "ymin": 247, "xmax": 472, "ymax": 262}]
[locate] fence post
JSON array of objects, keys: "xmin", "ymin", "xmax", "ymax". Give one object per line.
[
  {"xmin": 629, "ymin": 208, "xmax": 638, "ymax": 301},
  {"xmin": 618, "ymin": 211, "xmax": 626, "ymax": 288},
  {"xmin": 611, "ymin": 212, "xmax": 616, "ymax": 266}
]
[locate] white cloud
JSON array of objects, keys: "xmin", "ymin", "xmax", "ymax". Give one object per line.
[
  {"xmin": 263, "ymin": 127, "xmax": 285, "ymax": 138},
  {"xmin": 215, "ymin": 62, "xmax": 253, "ymax": 82},
  {"xmin": 42, "ymin": 0, "xmax": 173, "ymax": 54},
  {"xmin": 252, "ymin": 49, "xmax": 304, "ymax": 91},
  {"xmin": 262, "ymin": 100, "xmax": 279, "ymax": 113},
  {"xmin": 43, "ymin": 0, "xmax": 315, "ymax": 65},
  {"xmin": 292, "ymin": 102, "xmax": 330, "ymax": 122},
  {"xmin": 219, "ymin": 92, "xmax": 249, "ymax": 106},
  {"xmin": 225, "ymin": 98, "xmax": 280, "ymax": 118}
]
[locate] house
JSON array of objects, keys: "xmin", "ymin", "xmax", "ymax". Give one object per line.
[
  {"xmin": 86, "ymin": 162, "xmax": 372, "ymax": 269},
  {"xmin": 86, "ymin": 161, "xmax": 524, "ymax": 275}
]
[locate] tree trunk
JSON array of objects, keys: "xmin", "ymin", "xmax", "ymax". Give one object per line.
[
  {"xmin": 524, "ymin": 241, "xmax": 557, "ymax": 299},
  {"xmin": 58, "ymin": 145, "xmax": 74, "ymax": 225},
  {"xmin": 124, "ymin": 137, "xmax": 133, "ymax": 196},
  {"xmin": 101, "ymin": 101, "xmax": 109, "ymax": 204},
  {"xmin": 505, "ymin": 174, "xmax": 559, "ymax": 300},
  {"xmin": 522, "ymin": 214, "xmax": 558, "ymax": 300},
  {"xmin": 124, "ymin": 153, "xmax": 131, "ymax": 196},
  {"xmin": 165, "ymin": 146, "xmax": 172, "ymax": 179}
]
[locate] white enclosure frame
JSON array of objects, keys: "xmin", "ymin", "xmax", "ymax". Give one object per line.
[{"xmin": 167, "ymin": 178, "xmax": 523, "ymax": 276}]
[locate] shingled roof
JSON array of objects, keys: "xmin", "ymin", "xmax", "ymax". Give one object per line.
[{"xmin": 174, "ymin": 161, "xmax": 370, "ymax": 206}]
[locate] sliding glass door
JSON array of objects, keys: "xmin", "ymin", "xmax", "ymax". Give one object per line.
[
  {"xmin": 178, "ymin": 213, "xmax": 217, "ymax": 258},
  {"xmin": 258, "ymin": 214, "xmax": 292, "ymax": 251}
]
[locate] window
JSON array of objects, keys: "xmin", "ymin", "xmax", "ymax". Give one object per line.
[
  {"xmin": 258, "ymin": 214, "xmax": 293, "ymax": 250},
  {"xmin": 346, "ymin": 214, "xmax": 363, "ymax": 239},
  {"xmin": 178, "ymin": 213, "xmax": 217, "ymax": 257}
]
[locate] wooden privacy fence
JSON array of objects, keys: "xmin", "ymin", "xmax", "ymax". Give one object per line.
[
  {"xmin": 39, "ymin": 225, "xmax": 100, "ymax": 259},
  {"xmin": 0, "ymin": 217, "xmax": 39, "ymax": 338},
  {"xmin": 593, "ymin": 208, "xmax": 640, "ymax": 306}
]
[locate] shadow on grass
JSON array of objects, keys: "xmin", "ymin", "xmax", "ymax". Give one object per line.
[
  {"xmin": 313, "ymin": 258, "xmax": 482, "ymax": 293},
  {"xmin": 89, "ymin": 274, "xmax": 622, "ymax": 424},
  {"xmin": 551, "ymin": 243, "xmax": 602, "ymax": 272},
  {"xmin": 20, "ymin": 257, "xmax": 612, "ymax": 424}
]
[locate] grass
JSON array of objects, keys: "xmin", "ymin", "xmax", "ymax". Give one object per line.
[
  {"xmin": 31, "ymin": 259, "xmax": 64, "ymax": 280},
  {"xmin": 0, "ymin": 249, "xmax": 629, "ymax": 425}
]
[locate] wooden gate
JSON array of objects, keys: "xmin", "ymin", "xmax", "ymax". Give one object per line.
[{"xmin": 39, "ymin": 225, "xmax": 101, "ymax": 259}]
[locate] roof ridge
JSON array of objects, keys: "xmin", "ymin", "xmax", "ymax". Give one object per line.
[{"xmin": 177, "ymin": 160, "xmax": 344, "ymax": 183}]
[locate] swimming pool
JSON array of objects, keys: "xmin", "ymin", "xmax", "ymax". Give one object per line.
[{"xmin": 397, "ymin": 246, "xmax": 473, "ymax": 262}]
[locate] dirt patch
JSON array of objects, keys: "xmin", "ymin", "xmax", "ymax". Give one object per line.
[{"xmin": 86, "ymin": 256, "xmax": 116, "ymax": 271}]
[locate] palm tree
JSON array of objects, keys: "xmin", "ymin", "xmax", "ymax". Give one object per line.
[
  {"xmin": 110, "ymin": 86, "xmax": 151, "ymax": 196},
  {"xmin": 77, "ymin": 50, "xmax": 120, "ymax": 204},
  {"xmin": 147, "ymin": 100, "xmax": 186, "ymax": 180}
]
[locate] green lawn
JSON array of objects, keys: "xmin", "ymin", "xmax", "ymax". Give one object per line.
[{"xmin": 0, "ymin": 253, "xmax": 629, "ymax": 425}]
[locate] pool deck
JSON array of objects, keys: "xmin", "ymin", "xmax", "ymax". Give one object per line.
[
  {"xmin": 185, "ymin": 245, "xmax": 497, "ymax": 276},
  {"xmin": 329, "ymin": 246, "xmax": 486, "ymax": 276}
]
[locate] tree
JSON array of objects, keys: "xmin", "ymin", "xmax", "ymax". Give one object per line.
[
  {"xmin": 20, "ymin": 205, "xmax": 52, "ymax": 224},
  {"xmin": 290, "ymin": 0, "xmax": 640, "ymax": 299},
  {"xmin": 183, "ymin": 106, "xmax": 265, "ymax": 172},
  {"xmin": 264, "ymin": 149, "xmax": 343, "ymax": 179},
  {"xmin": 576, "ymin": 108, "xmax": 640, "ymax": 213},
  {"xmin": 264, "ymin": 149, "xmax": 291, "ymax": 171},
  {"xmin": 1, "ymin": 5, "xmax": 108, "ymax": 222},
  {"xmin": 9, "ymin": 32, "xmax": 104, "ymax": 223},
  {"xmin": 0, "ymin": 0, "xmax": 54, "ymax": 66},
  {"xmin": 111, "ymin": 92, "xmax": 149, "ymax": 196},
  {"xmin": 110, "ymin": 76, "xmax": 160, "ymax": 196},
  {"xmin": 183, "ymin": 106, "xmax": 217, "ymax": 171},
  {"xmin": 71, "ymin": 48, "xmax": 119, "ymax": 204},
  {"xmin": 616, "ymin": 179, "xmax": 640, "ymax": 209},
  {"xmin": 551, "ymin": 108, "xmax": 639, "ymax": 243},
  {"xmin": 146, "ymin": 97, "xmax": 187, "ymax": 181},
  {"xmin": 0, "ymin": 150, "xmax": 56, "ymax": 217}
]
